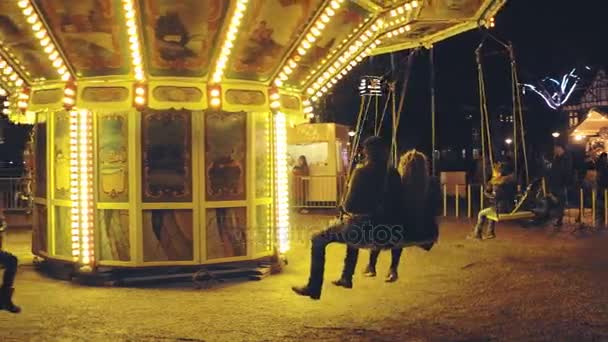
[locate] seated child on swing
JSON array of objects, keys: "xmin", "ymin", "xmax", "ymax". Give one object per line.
[{"xmin": 467, "ymin": 162, "xmax": 517, "ymax": 240}]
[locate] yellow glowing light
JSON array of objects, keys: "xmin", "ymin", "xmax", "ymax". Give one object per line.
[
  {"xmin": 210, "ymin": 98, "xmax": 221, "ymax": 107},
  {"xmin": 274, "ymin": 112, "xmax": 290, "ymax": 253}
]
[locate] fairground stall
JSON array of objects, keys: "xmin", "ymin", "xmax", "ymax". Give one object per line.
[
  {"xmin": 0, "ymin": 0, "xmax": 505, "ymax": 283},
  {"xmin": 288, "ymin": 122, "xmax": 349, "ymax": 209}
]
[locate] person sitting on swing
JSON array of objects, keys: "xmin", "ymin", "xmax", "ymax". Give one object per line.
[
  {"xmin": 467, "ymin": 162, "xmax": 517, "ymax": 240},
  {"xmin": 0, "ymin": 208, "xmax": 21, "ymax": 313},
  {"xmin": 292, "ymin": 136, "xmax": 402, "ymax": 300},
  {"xmin": 361, "ymin": 149, "xmax": 441, "ymax": 282}
]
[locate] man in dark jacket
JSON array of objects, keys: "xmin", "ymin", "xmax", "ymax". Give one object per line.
[
  {"xmin": 292, "ymin": 136, "xmax": 402, "ymax": 299},
  {"xmin": 0, "ymin": 208, "xmax": 20, "ymax": 313},
  {"xmin": 548, "ymin": 143, "xmax": 573, "ymax": 227}
]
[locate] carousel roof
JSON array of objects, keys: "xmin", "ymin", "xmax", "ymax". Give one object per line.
[{"xmin": 0, "ymin": 0, "xmax": 505, "ymax": 110}]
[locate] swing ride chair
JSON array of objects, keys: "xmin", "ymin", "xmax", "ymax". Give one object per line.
[
  {"xmin": 0, "ymin": 0, "xmax": 507, "ymax": 285},
  {"xmin": 476, "ymin": 30, "xmax": 535, "ymax": 223},
  {"xmin": 486, "ymin": 179, "xmax": 542, "ymax": 222}
]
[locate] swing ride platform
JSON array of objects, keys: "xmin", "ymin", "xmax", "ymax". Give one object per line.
[{"xmin": 0, "ymin": 0, "xmax": 507, "ymax": 282}]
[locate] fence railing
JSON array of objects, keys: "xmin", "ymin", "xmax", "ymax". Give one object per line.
[
  {"xmin": 440, "ymin": 182, "xmax": 608, "ymax": 227},
  {"xmin": 291, "ymin": 175, "xmax": 346, "ymax": 209},
  {"xmin": 0, "ymin": 177, "xmax": 32, "ymax": 212}
]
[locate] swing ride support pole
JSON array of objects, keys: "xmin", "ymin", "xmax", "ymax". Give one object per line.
[
  {"xmin": 509, "ymin": 45, "xmax": 518, "ymax": 182},
  {"xmin": 592, "ymin": 189, "xmax": 596, "ymax": 227},
  {"xmin": 511, "ymin": 45, "xmax": 529, "ymax": 184},
  {"xmin": 430, "ymin": 48, "xmax": 437, "ymax": 176},
  {"xmin": 580, "ymin": 189, "xmax": 584, "ymax": 224},
  {"xmin": 443, "ymin": 184, "xmax": 447, "ymax": 217},
  {"xmin": 455, "ymin": 184, "xmax": 460, "ymax": 217},
  {"xmin": 467, "ymin": 184, "xmax": 472, "ymax": 218},
  {"xmin": 476, "ymin": 49, "xmax": 487, "ymax": 182}
]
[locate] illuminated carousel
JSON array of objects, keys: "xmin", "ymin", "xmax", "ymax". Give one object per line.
[{"xmin": 0, "ymin": 0, "xmax": 504, "ymax": 282}]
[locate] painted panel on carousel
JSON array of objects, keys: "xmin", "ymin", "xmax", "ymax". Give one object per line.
[
  {"xmin": 98, "ymin": 209, "xmax": 130, "ymax": 261},
  {"xmin": 419, "ymin": 0, "xmax": 483, "ymax": 20},
  {"xmin": 205, "ymin": 111, "xmax": 247, "ymax": 201},
  {"xmin": 152, "ymin": 86, "xmax": 203, "ymax": 102},
  {"xmin": 140, "ymin": 0, "xmax": 229, "ymax": 77},
  {"xmin": 280, "ymin": 94, "xmax": 300, "ymax": 111},
  {"xmin": 206, "ymin": 207, "xmax": 246, "ymax": 259},
  {"xmin": 54, "ymin": 206, "xmax": 72, "ymax": 257},
  {"xmin": 54, "ymin": 111, "xmax": 70, "ymax": 200},
  {"xmin": 142, "ymin": 209, "xmax": 193, "ymax": 261},
  {"xmin": 98, "ymin": 113, "xmax": 128, "ymax": 202},
  {"xmin": 254, "ymin": 204, "xmax": 272, "ymax": 253},
  {"xmin": 255, "ymin": 112, "xmax": 271, "ymax": 198},
  {"xmin": 36, "ymin": 0, "xmax": 130, "ymax": 77},
  {"xmin": 225, "ymin": 0, "xmax": 323, "ymax": 82},
  {"xmin": 287, "ymin": 1, "xmax": 369, "ymax": 87},
  {"xmin": 34, "ymin": 113, "xmax": 47, "ymax": 198},
  {"xmin": 82, "ymin": 87, "xmax": 129, "ymax": 102},
  {"xmin": 31, "ymin": 89, "xmax": 63, "ymax": 105},
  {"xmin": 225, "ymin": 89, "xmax": 265, "ymax": 106},
  {"xmin": 142, "ymin": 110, "xmax": 192, "ymax": 202},
  {"xmin": 0, "ymin": 2, "xmax": 58, "ymax": 80},
  {"xmin": 33, "ymin": 204, "xmax": 48, "ymax": 253}
]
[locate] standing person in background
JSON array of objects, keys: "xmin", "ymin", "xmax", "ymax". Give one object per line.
[
  {"xmin": 292, "ymin": 155, "xmax": 310, "ymax": 212},
  {"xmin": 548, "ymin": 143, "xmax": 573, "ymax": 227},
  {"xmin": 0, "ymin": 208, "xmax": 21, "ymax": 313},
  {"xmin": 595, "ymin": 153, "xmax": 608, "ymax": 226}
]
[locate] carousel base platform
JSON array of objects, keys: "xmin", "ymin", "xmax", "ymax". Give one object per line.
[{"xmin": 33, "ymin": 255, "xmax": 286, "ymax": 288}]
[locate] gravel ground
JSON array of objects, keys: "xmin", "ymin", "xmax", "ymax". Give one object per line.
[{"xmin": 0, "ymin": 215, "xmax": 607, "ymax": 341}]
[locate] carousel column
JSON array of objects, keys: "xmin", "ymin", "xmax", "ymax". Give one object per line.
[{"xmin": 69, "ymin": 109, "xmax": 95, "ymax": 271}]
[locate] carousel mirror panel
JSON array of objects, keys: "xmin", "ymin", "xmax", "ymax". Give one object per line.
[
  {"xmin": 97, "ymin": 112, "xmax": 129, "ymax": 202},
  {"xmin": 33, "ymin": 204, "xmax": 48, "ymax": 253},
  {"xmin": 141, "ymin": 110, "xmax": 192, "ymax": 202},
  {"xmin": 206, "ymin": 207, "xmax": 247, "ymax": 259},
  {"xmin": 255, "ymin": 112, "xmax": 271, "ymax": 198},
  {"xmin": 98, "ymin": 209, "xmax": 130, "ymax": 261},
  {"xmin": 205, "ymin": 111, "xmax": 247, "ymax": 201},
  {"xmin": 255, "ymin": 204, "xmax": 272, "ymax": 254},
  {"xmin": 53, "ymin": 111, "xmax": 70, "ymax": 200},
  {"xmin": 142, "ymin": 209, "xmax": 193, "ymax": 262},
  {"xmin": 34, "ymin": 113, "xmax": 47, "ymax": 198},
  {"xmin": 54, "ymin": 206, "xmax": 72, "ymax": 257}
]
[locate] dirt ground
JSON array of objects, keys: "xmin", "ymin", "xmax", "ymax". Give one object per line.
[{"xmin": 1, "ymin": 215, "xmax": 607, "ymax": 341}]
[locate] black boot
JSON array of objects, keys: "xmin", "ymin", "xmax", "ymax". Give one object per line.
[
  {"xmin": 385, "ymin": 268, "xmax": 398, "ymax": 283},
  {"xmin": 291, "ymin": 285, "xmax": 320, "ymax": 300},
  {"xmin": 0, "ymin": 288, "xmax": 21, "ymax": 313},
  {"xmin": 331, "ymin": 278, "xmax": 353, "ymax": 288}
]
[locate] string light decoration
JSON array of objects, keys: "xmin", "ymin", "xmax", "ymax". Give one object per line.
[
  {"xmin": 269, "ymin": 88, "xmax": 280, "ymax": 110},
  {"xmin": 386, "ymin": 0, "xmax": 419, "ymax": 27},
  {"xmin": 523, "ymin": 68, "xmax": 584, "ymax": 110},
  {"xmin": 306, "ymin": 19, "xmax": 383, "ymax": 102},
  {"xmin": 386, "ymin": 24, "xmax": 412, "ymax": 39},
  {"xmin": 17, "ymin": 0, "xmax": 71, "ymax": 81},
  {"xmin": 17, "ymin": 88, "xmax": 30, "ymax": 112},
  {"xmin": 489, "ymin": 17, "xmax": 496, "ymax": 28},
  {"xmin": 208, "ymin": 85, "xmax": 222, "ymax": 108},
  {"xmin": 69, "ymin": 109, "xmax": 94, "ymax": 268},
  {"xmin": 63, "ymin": 81, "xmax": 76, "ymax": 110},
  {"xmin": 0, "ymin": 55, "xmax": 25, "ymax": 89},
  {"xmin": 274, "ymin": 0, "xmax": 345, "ymax": 87},
  {"xmin": 122, "ymin": 0, "xmax": 145, "ymax": 82},
  {"xmin": 0, "ymin": 44, "xmax": 32, "ymax": 81},
  {"xmin": 133, "ymin": 83, "xmax": 147, "ymax": 109},
  {"xmin": 212, "ymin": 0, "xmax": 249, "ymax": 83},
  {"xmin": 1, "ymin": 88, "xmax": 9, "ymax": 116},
  {"xmin": 300, "ymin": 15, "xmax": 373, "ymax": 87},
  {"xmin": 303, "ymin": 99, "xmax": 314, "ymax": 119},
  {"xmin": 273, "ymin": 111, "xmax": 289, "ymax": 253}
]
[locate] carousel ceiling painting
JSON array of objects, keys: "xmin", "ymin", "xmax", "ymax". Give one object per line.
[{"xmin": 0, "ymin": 0, "xmax": 505, "ymax": 120}]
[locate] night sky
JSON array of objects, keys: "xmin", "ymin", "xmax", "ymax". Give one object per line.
[
  {"xmin": 326, "ymin": 0, "xmax": 608, "ymax": 162},
  {"xmin": 1, "ymin": 0, "xmax": 606, "ymax": 167}
]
